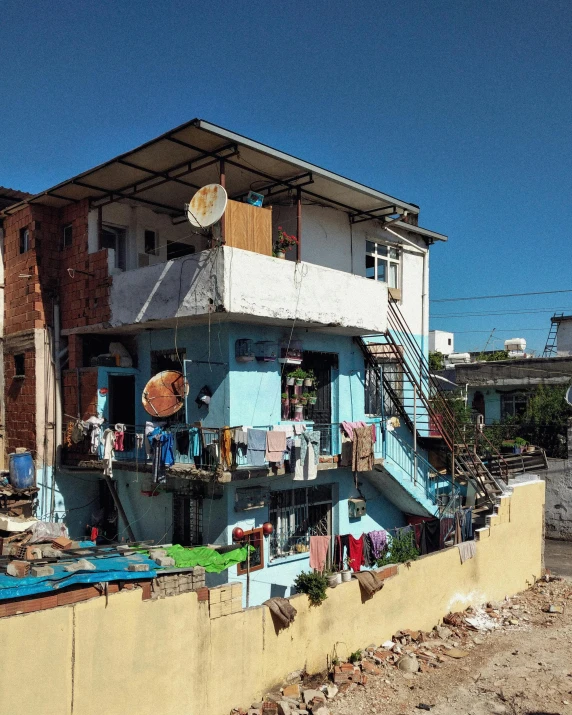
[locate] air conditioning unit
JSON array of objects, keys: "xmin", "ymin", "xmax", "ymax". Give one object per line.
[{"xmin": 348, "ymin": 498, "xmax": 366, "ymax": 519}]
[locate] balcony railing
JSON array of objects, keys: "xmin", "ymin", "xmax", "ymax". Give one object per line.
[{"xmin": 62, "ymin": 419, "xmax": 385, "ymax": 473}]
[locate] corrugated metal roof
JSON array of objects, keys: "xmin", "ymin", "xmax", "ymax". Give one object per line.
[
  {"xmin": 0, "ymin": 186, "xmax": 33, "ymax": 210},
  {"xmin": 0, "ymin": 120, "xmax": 447, "ymax": 241}
]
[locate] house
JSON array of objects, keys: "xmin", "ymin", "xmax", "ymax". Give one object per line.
[
  {"xmin": 429, "ymin": 329, "xmax": 454, "ymax": 356},
  {"xmin": 1, "ymin": 119, "xmax": 503, "ymax": 606}
]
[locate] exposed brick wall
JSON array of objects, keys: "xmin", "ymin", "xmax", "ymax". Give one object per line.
[
  {"xmin": 62, "ymin": 369, "xmax": 98, "ymax": 421},
  {"xmin": 4, "ymin": 349, "xmax": 36, "ymax": 454},
  {"xmin": 58, "ymin": 201, "xmax": 111, "ymax": 331}
]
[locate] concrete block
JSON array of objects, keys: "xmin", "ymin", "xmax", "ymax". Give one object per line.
[
  {"xmin": 41, "ymin": 546, "xmax": 60, "ymax": 558},
  {"xmin": 7, "ymin": 560, "xmax": 30, "ymax": 578},
  {"xmin": 209, "ymin": 587, "xmax": 221, "ymax": 604},
  {"xmin": 210, "ymin": 602, "xmax": 223, "ymax": 619},
  {"xmin": 148, "ymin": 549, "xmax": 167, "ymax": 560},
  {"xmin": 231, "ymin": 582, "xmax": 243, "ymax": 598},
  {"xmin": 221, "ymin": 600, "xmax": 232, "ymax": 616},
  {"xmin": 154, "ymin": 556, "xmax": 175, "ymax": 568},
  {"xmin": 127, "ymin": 563, "xmax": 150, "ymax": 572},
  {"xmin": 31, "ymin": 565, "xmax": 54, "ymax": 577},
  {"xmin": 219, "ymin": 586, "xmax": 232, "ymax": 602},
  {"xmin": 192, "ymin": 565, "xmax": 205, "ymax": 577},
  {"xmin": 231, "ymin": 597, "xmax": 243, "ymax": 613},
  {"xmin": 475, "ymin": 527, "xmax": 490, "ymax": 540},
  {"xmin": 64, "ymin": 558, "xmax": 96, "ymax": 573}
]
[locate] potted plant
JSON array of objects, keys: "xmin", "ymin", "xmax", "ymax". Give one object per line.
[
  {"xmin": 327, "ymin": 570, "xmax": 342, "ymax": 587},
  {"xmin": 514, "ymin": 437, "xmax": 527, "ymax": 454},
  {"xmin": 341, "ymin": 556, "xmax": 353, "ymax": 582},
  {"xmin": 281, "ymin": 393, "xmax": 290, "ymax": 420},
  {"xmin": 274, "ymin": 226, "xmax": 298, "ymax": 259},
  {"xmin": 286, "ymin": 373, "xmax": 295, "ymax": 386},
  {"xmin": 293, "ymin": 571, "xmax": 328, "ymax": 606},
  {"xmin": 308, "ymin": 391, "xmax": 317, "ymax": 405},
  {"xmin": 289, "ymin": 368, "xmax": 306, "ymax": 386},
  {"xmin": 290, "ymin": 395, "xmax": 299, "ymax": 405},
  {"xmin": 304, "ymin": 370, "xmax": 315, "ymax": 387},
  {"xmin": 300, "ymin": 393, "xmax": 309, "ymax": 406}
]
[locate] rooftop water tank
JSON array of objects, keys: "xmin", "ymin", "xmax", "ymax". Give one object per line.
[
  {"xmin": 504, "ymin": 338, "xmax": 526, "ymax": 352},
  {"xmin": 448, "ymin": 352, "xmax": 471, "ymax": 364}
]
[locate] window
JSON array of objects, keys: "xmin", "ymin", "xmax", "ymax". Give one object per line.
[
  {"xmin": 268, "ymin": 485, "xmax": 332, "ymax": 560},
  {"xmin": 237, "ymin": 527, "xmax": 264, "ymax": 574},
  {"xmin": 366, "ymin": 241, "xmax": 400, "ymax": 288},
  {"xmin": 172, "ymin": 494, "xmax": 203, "ymax": 546},
  {"xmin": 364, "ymin": 351, "xmax": 403, "ymax": 417},
  {"xmin": 151, "ymin": 349, "xmax": 186, "ymax": 375},
  {"xmin": 500, "ymin": 392, "xmax": 528, "ymax": 420},
  {"xmin": 19, "ymin": 228, "xmax": 30, "ymax": 254},
  {"xmin": 448, "ymin": 338, "xmax": 452, "ymax": 346},
  {"xmin": 144, "ymin": 229, "xmax": 157, "ymax": 255},
  {"xmin": 14, "ymin": 354, "xmax": 25, "ymax": 377},
  {"xmin": 167, "ymin": 240, "xmax": 195, "ymax": 260},
  {"xmin": 62, "ymin": 224, "xmax": 73, "ymax": 249},
  {"xmin": 100, "ymin": 224, "xmax": 126, "ymax": 271}
]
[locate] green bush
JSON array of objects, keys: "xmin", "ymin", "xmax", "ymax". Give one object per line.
[
  {"xmin": 376, "ymin": 530, "xmax": 419, "ymax": 566},
  {"xmin": 293, "ymin": 571, "xmax": 329, "ymax": 606}
]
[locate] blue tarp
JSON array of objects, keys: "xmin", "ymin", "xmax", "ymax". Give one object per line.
[{"xmin": 0, "ymin": 551, "xmax": 158, "ymax": 601}]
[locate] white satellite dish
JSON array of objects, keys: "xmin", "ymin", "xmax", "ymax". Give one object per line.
[
  {"xmin": 186, "ymin": 184, "xmax": 228, "ymax": 228},
  {"xmin": 566, "ymin": 385, "xmax": 572, "ymax": 407}
]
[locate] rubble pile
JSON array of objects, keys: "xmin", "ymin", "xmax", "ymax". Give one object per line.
[{"xmin": 229, "ymin": 581, "xmax": 569, "ymax": 715}]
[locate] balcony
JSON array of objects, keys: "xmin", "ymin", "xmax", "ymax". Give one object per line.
[
  {"xmin": 108, "ymin": 199, "xmax": 387, "ymax": 335},
  {"xmin": 61, "ymin": 419, "xmax": 385, "ymax": 483}
]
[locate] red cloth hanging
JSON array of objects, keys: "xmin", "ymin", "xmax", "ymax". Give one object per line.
[{"xmin": 348, "ymin": 534, "xmax": 365, "ymax": 572}]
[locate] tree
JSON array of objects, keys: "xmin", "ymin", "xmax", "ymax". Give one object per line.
[{"xmin": 429, "ymin": 351, "xmax": 444, "ymax": 370}]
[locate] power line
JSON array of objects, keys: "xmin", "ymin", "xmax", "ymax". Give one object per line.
[
  {"xmin": 446, "ymin": 328, "xmax": 549, "ymax": 333},
  {"xmin": 432, "ymin": 307, "xmax": 572, "ymax": 319},
  {"xmin": 431, "ymin": 289, "xmax": 572, "ymax": 303}
]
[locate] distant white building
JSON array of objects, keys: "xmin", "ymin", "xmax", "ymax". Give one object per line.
[
  {"xmin": 555, "ymin": 316, "xmax": 572, "ymax": 356},
  {"xmin": 429, "ymin": 329, "xmax": 454, "ymax": 356}
]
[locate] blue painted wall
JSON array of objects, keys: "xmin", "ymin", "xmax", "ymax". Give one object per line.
[{"xmin": 203, "ymin": 467, "xmax": 406, "ymax": 606}]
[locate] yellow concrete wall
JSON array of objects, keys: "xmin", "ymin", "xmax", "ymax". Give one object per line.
[{"xmin": 0, "ymin": 480, "xmax": 544, "ymax": 715}]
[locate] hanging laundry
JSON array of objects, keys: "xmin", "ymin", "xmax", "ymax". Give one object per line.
[
  {"xmin": 293, "ymin": 423, "xmax": 306, "ymax": 435},
  {"xmin": 309, "ymin": 535, "xmax": 331, "ymax": 572},
  {"xmin": 334, "ymin": 534, "xmax": 351, "ymax": 570},
  {"xmin": 176, "ymin": 429, "xmax": 190, "ymax": 458},
  {"xmin": 299, "ymin": 430, "xmax": 320, "ymax": 480},
  {"xmin": 362, "ymin": 533, "xmax": 375, "ymax": 567},
  {"xmin": 71, "ymin": 420, "xmax": 87, "ymax": 444},
  {"xmin": 340, "ymin": 430, "xmax": 353, "ymax": 467},
  {"xmin": 265, "ymin": 429, "xmax": 287, "ymax": 463},
  {"xmin": 135, "ymin": 433, "xmax": 144, "ymax": 451},
  {"xmin": 102, "ymin": 428, "xmax": 115, "ymax": 478},
  {"xmin": 86, "ymin": 415, "xmax": 104, "ymax": 455},
  {"xmin": 417, "ymin": 519, "xmax": 440, "ymax": 555},
  {"xmin": 113, "ymin": 424, "xmax": 125, "ymax": 452},
  {"xmin": 462, "ymin": 507, "xmax": 473, "ymax": 542},
  {"xmin": 246, "ymin": 429, "xmax": 267, "ymax": 467},
  {"xmin": 348, "ymin": 534, "xmax": 365, "ymax": 572},
  {"xmin": 368, "ymin": 530, "xmax": 388, "ymax": 560},
  {"xmin": 144, "ymin": 421, "xmax": 155, "ymax": 459},
  {"xmin": 352, "ymin": 426, "xmax": 374, "ymax": 472},
  {"xmin": 457, "ymin": 540, "xmax": 476, "ymax": 564},
  {"xmin": 65, "ymin": 421, "xmax": 74, "ymax": 448},
  {"xmin": 341, "ymin": 420, "xmax": 366, "ymax": 441},
  {"xmin": 292, "ymin": 437, "xmax": 304, "ymax": 480},
  {"xmin": 189, "ymin": 427, "xmax": 202, "ymax": 462},
  {"xmin": 220, "ymin": 427, "xmax": 232, "ymax": 470}
]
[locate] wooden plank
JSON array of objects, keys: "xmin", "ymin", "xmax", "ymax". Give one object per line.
[{"xmin": 224, "ymin": 200, "xmax": 272, "ymax": 255}]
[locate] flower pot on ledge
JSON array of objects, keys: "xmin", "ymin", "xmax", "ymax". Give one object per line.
[{"xmin": 275, "ymin": 251, "xmax": 285, "ymax": 259}]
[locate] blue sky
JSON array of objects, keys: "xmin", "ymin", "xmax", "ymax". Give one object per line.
[{"xmin": 1, "ymin": 0, "xmax": 570, "ymax": 353}]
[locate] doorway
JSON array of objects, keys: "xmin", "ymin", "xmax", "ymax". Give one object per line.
[
  {"xmin": 303, "ymin": 351, "xmax": 338, "ymax": 454},
  {"xmin": 108, "ymin": 374, "xmax": 135, "ymax": 427}
]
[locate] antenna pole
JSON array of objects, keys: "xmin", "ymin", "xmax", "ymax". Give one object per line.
[
  {"xmin": 219, "ymin": 159, "xmax": 226, "ymax": 244},
  {"xmin": 296, "ymin": 186, "xmax": 302, "ymax": 262}
]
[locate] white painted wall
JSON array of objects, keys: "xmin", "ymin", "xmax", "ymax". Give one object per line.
[
  {"xmin": 109, "ymin": 246, "xmax": 388, "ymax": 335},
  {"xmin": 430, "ymin": 330, "xmax": 454, "ymax": 355}
]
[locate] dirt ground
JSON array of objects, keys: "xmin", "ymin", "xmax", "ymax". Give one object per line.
[{"xmin": 328, "ymin": 574, "xmax": 572, "ymax": 715}]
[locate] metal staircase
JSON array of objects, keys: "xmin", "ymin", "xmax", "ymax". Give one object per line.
[
  {"xmin": 356, "ymin": 298, "xmax": 509, "ymax": 511},
  {"xmin": 542, "ymin": 313, "xmax": 563, "ymax": 357}
]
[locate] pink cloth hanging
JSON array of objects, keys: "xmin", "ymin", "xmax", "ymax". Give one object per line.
[
  {"xmin": 114, "ymin": 430, "xmax": 124, "ymax": 452},
  {"xmin": 309, "ymin": 535, "xmax": 331, "ymax": 572}
]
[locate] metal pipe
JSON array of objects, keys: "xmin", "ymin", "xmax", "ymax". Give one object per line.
[
  {"xmin": 296, "ymin": 187, "xmax": 302, "ymax": 262},
  {"xmin": 52, "ymin": 302, "xmax": 62, "ymax": 520},
  {"xmin": 219, "ymin": 159, "xmax": 226, "ymax": 244}
]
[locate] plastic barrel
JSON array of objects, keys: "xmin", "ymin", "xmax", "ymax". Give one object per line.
[{"xmin": 8, "ymin": 452, "xmax": 35, "ymax": 489}]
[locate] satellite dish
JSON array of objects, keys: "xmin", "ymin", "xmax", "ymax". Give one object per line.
[
  {"xmin": 186, "ymin": 184, "xmax": 227, "ymax": 228},
  {"xmin": 142, "ymin": 371, "xmax": 189, "ymax": 418},
  {"xmin": 566, "ymin": 385, "xmax": 572, "ymax": 407}
]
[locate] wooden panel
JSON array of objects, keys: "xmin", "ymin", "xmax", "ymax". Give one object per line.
[{"xmin": 224, "ymin": 200, "xmax": 272, "ymax": 256}]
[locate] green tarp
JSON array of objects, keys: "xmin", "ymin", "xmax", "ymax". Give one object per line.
[{"xmin": 165, "ymin": 544, "xmax": 253, "ymax": 573}]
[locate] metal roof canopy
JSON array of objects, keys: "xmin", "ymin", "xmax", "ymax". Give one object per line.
[{"xmin": 1, "ymin": 119, "xmax": 447, "ymax": 241}]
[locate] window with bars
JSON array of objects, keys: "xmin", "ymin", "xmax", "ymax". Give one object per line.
[
  {"xmin": 364, "ymin": 359, "xmax": 404, "ymax": 416},
  {"xmin": 172, "ymin": 494, "xmax": 203, "ymax": 546},
  {"xmin": 500, "ymin": 392, "xmax": 528, "ymax": 420},
  {"xmin": 268, "ymin": 485, "xmax": 332, "ymax": 560},
  {"xmin": 366, "ymin": 241, "xmax": 400, "ymax": 288}
]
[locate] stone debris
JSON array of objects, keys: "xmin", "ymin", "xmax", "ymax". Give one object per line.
[
  {"xmin": 229, "ymin": 584, "xmax": 572, "ymax": 715},
  {"xmin": 64, "ymin": 558, "xmax": 97, "ymax": 572}
]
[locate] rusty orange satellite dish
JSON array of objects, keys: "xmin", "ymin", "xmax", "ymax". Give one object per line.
[
  {"xmin": 186, "ymin": 184, "xmax": 227, "ymax": 228},
  {"xmin": 142, "ymin": 371, "xmax": 189, "ymax": 417}
]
